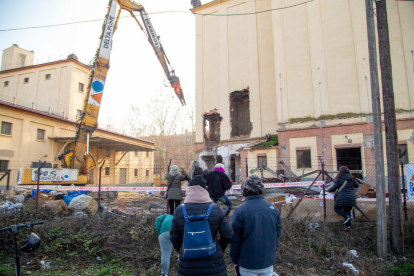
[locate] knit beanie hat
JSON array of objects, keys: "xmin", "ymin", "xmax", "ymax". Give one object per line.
[
  {"xmin": 170, "ymin": 165, "xmax": 179, "ymax": 172},
  {"xmin": 188, "ymin": 175, "xmax": 207, "ymax": 190},
  {"xmin": 214, "ymin": 163, "xmax": 224, "ymax": 169},
  {"xmin": 241, "ymin": 175, "xmax": 264, "ymax": 197}
]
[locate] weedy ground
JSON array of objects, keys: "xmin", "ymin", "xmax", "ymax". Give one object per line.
[{"xmin": 0, "ymin": 197, "xmax": 413, "ymax": 276}]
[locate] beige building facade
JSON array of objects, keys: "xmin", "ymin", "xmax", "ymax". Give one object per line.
[
  {"xmin": 0, "ymin": 46, "xmax": 154, "ymax": 187},
  {"xmin": 192, "ymin": 0, "xmax": 414, "ymax": 183}
]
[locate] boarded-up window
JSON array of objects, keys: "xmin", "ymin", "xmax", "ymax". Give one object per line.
[
  {"xmin": 230, "ymin": 89, "xmax": 252, "ymax": 137},
  {"xmin": 20, "ymin": 54, "xmax": 26, "ymax": 67},
  {"xmin": 36, "ymin": 129, "xmax": 45, "ymax": 141},
  {"xmin": 257, "ymin": 156, "xmax": 267, "ymax": 168},
  {"xmin": 297, "ymin": 150, "xmax": 311, "ymax": 168}
]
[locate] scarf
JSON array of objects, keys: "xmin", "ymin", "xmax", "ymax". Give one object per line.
[{"xmin": 214, "ymin": 167, "xmax": 225, "ymax": 173}]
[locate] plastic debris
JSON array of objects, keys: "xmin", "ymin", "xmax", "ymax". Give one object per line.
[
  {"xmin": 349, "ymin": 250, "xmax": 358, "ymax": 257},
  {"xmin": 40, "ymin": 260, "xmax": 51, "ymax": 270},
  {"xmin": 68, "ymin": 195, "xmax": 98, "ymax": 214},
  {"xmin": 96, "ymin": 257, "xmax": 102, "ymax": 261},
  {"xmin": 74, "ymin": 211, "xmax": 88, "ymax": 218},
  {"xmin": 308, "ymin": 222, "xmax": 319, "ymax": 229},
  {"xmin": 0, "ymin": 201, "xmax": 23, "ymax": 214},
  {"xmin": 343, "ymin": 262, "xmax": 363, "ymax": 275}
]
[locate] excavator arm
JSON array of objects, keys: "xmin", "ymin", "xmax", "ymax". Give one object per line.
[
  {"xmin": 117, "ymin": 0, "xmax": 186, "ymax": 105},
  {"xmin": 58, "ymin": 0, "xmax": 185, "ymax": 175}
]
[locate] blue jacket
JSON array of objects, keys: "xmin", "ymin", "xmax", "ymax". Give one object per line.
[
  {"xmin": 328, "ymin": 173, "xmax": 359, "ymax": 207},
  {"xmin": 230, "ymin": 195, "xmax": 282, "ymax": 269}
]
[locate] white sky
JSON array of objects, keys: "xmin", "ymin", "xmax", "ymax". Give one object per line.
[{"xmin": 0, "ymin": 0, "xmax": 198, "ymax": 128}]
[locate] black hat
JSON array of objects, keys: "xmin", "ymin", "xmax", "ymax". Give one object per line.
[{"xmin": 189, "ymin": 175, "xmax": 207, "ymax": 190}]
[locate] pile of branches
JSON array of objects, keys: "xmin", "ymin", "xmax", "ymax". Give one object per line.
[{"xmin": 0, "ymin": 207, "xmax": 161, "ymax": 274}]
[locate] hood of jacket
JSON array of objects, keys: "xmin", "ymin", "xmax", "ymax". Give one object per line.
[
  {"xmin": 184, "ymin": 186, "xmax": 212, "ymax": 204},
  {"xmin": 340, "ymin": 173, "xmax": 353, "ymax": 180}
]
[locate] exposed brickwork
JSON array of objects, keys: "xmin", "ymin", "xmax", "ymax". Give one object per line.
[{"xmin": 278, "ymin": 118, "xmax": 414, "ymax": 169}]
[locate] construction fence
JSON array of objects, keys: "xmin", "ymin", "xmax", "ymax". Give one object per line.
[{"xmin": 1, "ymin": 157, "xmax": 413, "ymax": 223}]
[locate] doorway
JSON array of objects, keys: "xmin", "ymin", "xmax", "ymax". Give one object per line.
[
  {"xmin": 119, "ymin": 168, "xmax": 126, "ymax": 184},
  {"xmin": 230, "ymin": 156, "xmax": 236, "ymax": 183},
  {"xmin": 336, "ymin": 147, "xmax": 362, "ymax": 177}
]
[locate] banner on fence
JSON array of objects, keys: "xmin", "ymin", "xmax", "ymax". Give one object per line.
[
  {"xmin": 13, "ymin": 181, "xmax": 325, "ymax": 192},
  {"xmin": 406, "ymin": 164, "xmax": 414, "ymax": 199}
]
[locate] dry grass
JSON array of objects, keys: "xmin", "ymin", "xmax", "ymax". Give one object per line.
[{"xmin": 0, "ymin": 198, "xmax": 413, "ymax": 275}]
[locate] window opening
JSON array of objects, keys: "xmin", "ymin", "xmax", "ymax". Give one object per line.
[
  {"xmin": 4, "ymin": 81, "xmax": 9, "ymax": 87},
  {"xmin": 36, "ymin": 129, "xmax": 45, "ymax": 141},
  {"xmin": 134, "ymin": 151, "xmax": 138, "ymax": 155},
  {"xmin": 0, "ymin": 160, "xmax": 9, "ymax": 172},
  {"xmin": 134, "ymin": 169, "xmax": 138, "ymax": 176},
  {"xmin": 146, "ymin": 151, "xmax": 149, "ymax": 157},
  {"xmin": 257, "ymin": 156, "xmax": 267, "ymax": 168},
  {"xmin": 146, "ymin": 170, "xmax": 149, "ymax": 177},
  {"xmin": 79, "ymin": 82, "xmax": 84, "ymax": 92},
  {"xmin": 297, "ymin": 150, "xmax": 311, "ymax": 168},
  {"xmin": 105, "ymin": 149, "xmax": 110, "ymax": 158},
  {"xmin": 336, "ymin": 148, "xmax": 362, "ymax": 179},
  {"xmin": 1, "ymin": 122, "xmax": 12, "ymax": 135},
  {"xmin": 203, "ymin": 110, "xmax": 222, "ymax": 151},
  {"xmin": 77, "ymin": 109, "xmax": 82, "ymax": 119},
  {"xmin": 398, "ymin": 144, "xmax": 408, "ymax": 164},
  {"xmin": 229, "ymin": 88, "xmax": 252, "ymax": 138},
  {"xmin": 105, "ymin": 167, "xmax": 110, "ymax": 175},
  {"xmin": 24, "ymin": 78, "xmax": 29, "ymax": 83},
  {"xmin": 45, "ymin": 74, "xmax": 51, "ymax": 80}
]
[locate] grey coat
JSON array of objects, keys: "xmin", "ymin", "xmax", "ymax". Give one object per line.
[
  {"xmin": 166, "ymin": 173, "xmax": 187, "ymax": 200},
  {"xmin": 328, "ymin": 173, "xmax": 359, "ymax": 207}
]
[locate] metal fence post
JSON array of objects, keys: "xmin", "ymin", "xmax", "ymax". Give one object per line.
[
  {"xmin": 36, "ymin": 161, "xmax": 46, "ymax": 208},
  {"xmin": 245, "ymin": 158, "xmax": 248, "ymax": 179},
  {"xmin": 322, "ymin": 162, "xmax": 326, "ymax": 222},
  {"xmin": 98, "ymin": 160, "xmax": 106, "ymax": 215},
  {"xmin": 6, "ymin": 170, "xmax": 11, "ymax": 190},
  {"xmin": 400, "ymin": 162, "xmax": 408, "ymax": 222}
]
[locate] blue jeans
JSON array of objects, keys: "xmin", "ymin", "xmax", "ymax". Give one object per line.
[
  {"xmin": 334, "ymin": 206, "xmax": 352, "ymax": 219},
  {"xmin": 212, "ymin": 195, "xmax": 232, "ymax": 217}
]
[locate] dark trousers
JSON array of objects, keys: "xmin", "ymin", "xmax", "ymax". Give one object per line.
[
  {"xmin": 212, "ymin": 195, "xmax": 232, "ymax": 217},
  {"xmin": 334, "ymin": 206, "xmax": 352, "ymax": 220},
  {"xmin": 168, "ymin": 200, "xmax": 181, "ymax": 215}
]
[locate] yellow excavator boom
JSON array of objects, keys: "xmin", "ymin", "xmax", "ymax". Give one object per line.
[{"xmin": 57, "ymin": 0, "xmax": 185, "ymax": 176}]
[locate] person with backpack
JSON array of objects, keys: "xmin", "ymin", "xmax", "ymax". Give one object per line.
[
  {"xmin": 165, "ymin": 165, "xmax": 187, "ymax": 215},
  {"xmin": 328, "ymin": 166, "xmax": 359, "ymax": 231},
  {"xmin": 170, "ymin": 175, "xmax": 234, "ymax": 276},
  {"xmin": 155, "ymin": 214, "xmax": 174, "ymax": 276},
  {"xmin": 230, "ymin": 175, "xmax": 282, "ymax": 276},
  {"xmin": 206, "ymin": 163, "xmax": 233, "ymax": 217}
]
